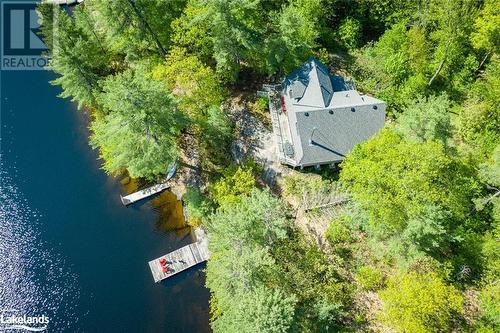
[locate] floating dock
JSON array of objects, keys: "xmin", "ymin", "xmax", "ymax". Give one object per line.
[
  {"xmin": 148, "ymin": 228, "xmax": 210, "ymax": 283},
  {"xmin": 120, "ymin": 182, "xmax": 170, "ymax": 206}
]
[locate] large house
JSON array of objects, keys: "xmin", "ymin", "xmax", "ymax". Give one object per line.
[{"xmin": 267, "ymin": 58, "xmax": 385, "ymax": 168}]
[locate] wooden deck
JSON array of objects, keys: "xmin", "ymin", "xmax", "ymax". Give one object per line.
[
  {"xmin": 148, "ymin": 228, "xmax": 210, "ymax": 283},
  {"xmin": 267, "ymin": 89, "xmax": 297, "ymax": 166},
  {"xmin": 120, "ymin": 182, "xmax": 170, "ymax": 206}
]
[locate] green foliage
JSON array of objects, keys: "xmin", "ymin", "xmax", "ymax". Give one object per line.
[
  {"xmin": 378, "ymin": 271, "xmax": 463, "ymax": 333},
  {"xmin": 183, "ymin": 187, "xmax": 214, "ymax": 226},
  {"xmin": 353, "ymin": 0, "xmax": 483, "ymax": 109},
  {"xmin": 471, "ymin": 0, "xmax": 500, "ymax": 54},
  {"xmin": 352, "ymin": 23, "xmax": 431, "ymax": 109},
  {"xmin": 249, "ymin": 96, "xmax": 268, "ymax": 116},
  {"xmin": 206, "ymin": 190, "xmax": 293, "ymax": 332},
  {"xmin": 356, "ymin": 266, "xmax": 384, "ymax": 290},
  {"xmin": 211, "ymin": 286, "xmax": 296, "ymax": 333},
  {"xmin": 268, "ymin": 0, "xmax": 321, "ymax": 75},
  {"xmin": 152, "ymin": 47, "xmax": 231, "ymax": 165},
  {"xmin": 477, "ymin": 282, "xmax": 500, "ymax": 332},
  {"xmin": 475, "ymin": 217, "xmax": 500, "ymax": 332},
  {"xmin": 186, "ymin": 0, "xmax": 267, "ymax": 80},
  {"xmin": 396, "ymin": 94, "xmax": 452, "ymax": 146},
  {"xmin": 90, "ymin": 69, "xmax": 185, "ymax": 178},
  {"xmin": 337, "ymin": 18, "xmax": 362, "ymax": 50},
  {"xmin": 326, "ymin": 218, "xmax": 352, "ymax": 245},
  {"xmin": 457, "ymin": 57, "xmax": 500, "ymax": 157},
  {"xmin": 85, "ymin": 0, "xmax": 183, "ymax": 59},
  {"xmin": 272, "ymin": 232, "xmax": 351, "ymax": 332},
  {"xmin": 207, "ymin": 189, "xmax": 289, "ymax": 252},
  {"xmin": 475, "ymin": 147, "xmax": 500, "ymax": 217},
  {"xmin": 171, "ymin": 3, "xmax": 214, "ymax": 63},
  {"xmin": 340, "ymin": 128, "xmax": 481, "ymax": 259},
  {"xmin": 152, "ymin": 47, "xmax": 226, "ymax": 117},
  {"xmin": 210, "ymin": 166, "xmax": 256, "ymax": 208},
  {"xmin": 38, "ymin": 5, "xmax": 111, "ymax": 110}
]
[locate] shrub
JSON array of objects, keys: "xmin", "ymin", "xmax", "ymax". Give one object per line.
[
  {"xmin": 248, "ymin": 96, "xmax": 271, "ymax": 128},
  {"xmin": 378, "ymin": 271, "xmax": 463, "ymax": 332},
  {"xmin": 356, "ymin": 266, "xmax": 384, "ymax": 290},
  {"xmin": 337, "ymin": 18, "xmax": 362, "ymax": 50},
  {"xmin": 476, "ymin": 282, "xmax": 500, "ymax": 332},
  {"xmin": 210, "ymin": 166, "xmax": 256, "ymax": 208},
  {"xmin": 326, "ymin": 219, "xmax": 352, "ymax": 245},
  {"xmin": 183, "ymin": 187, "xmax": 214, "ymax": 226}
]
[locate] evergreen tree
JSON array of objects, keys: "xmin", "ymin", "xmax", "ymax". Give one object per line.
[
  {"xmin": 38, "ymin": 5, "xmax": 110, "ymax": 110},
  {"xmin": 90, "ymin": 69, "xmax": 185, "ymax": 178},
  {"xmin": 85, "ymin": 0, "xmax": 184, "ymax": 59}
]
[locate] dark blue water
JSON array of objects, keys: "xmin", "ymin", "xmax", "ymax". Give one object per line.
[{"xmin": 0, "ymin": 69, "xmax": 210, "ymax": 332}]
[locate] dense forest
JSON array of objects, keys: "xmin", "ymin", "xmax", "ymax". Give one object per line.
[{"xmin": 38, "ymin": 0, "xmax": 499, "ymax": 332}]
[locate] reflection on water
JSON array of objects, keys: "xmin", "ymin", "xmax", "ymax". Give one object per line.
[
  {"xmin": 2, "ymin": 69, "xmax": 211, "ymax": 332},
  {"xmin": 0, "ymin": 160, "xmax": 80, "ymax": 332},
  {"xmin": 151, "ymin": 191, "xmax": 188, "ymax": 232},
  {"xmin": 120, "ymin": 175, "xmax": 189, "ymax": 233}
]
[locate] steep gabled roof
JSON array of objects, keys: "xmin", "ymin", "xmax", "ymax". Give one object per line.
[
  {"xmin": 283, "ymin": 57, "xmax": 335, "ymax": 108},
  {"xmin": 279, "ymin": 57, "xmax": 387, "ymax": 167}
]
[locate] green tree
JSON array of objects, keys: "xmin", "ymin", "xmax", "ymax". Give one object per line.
[
  {"xmin": 152, "ymin": 47, "xmax": 231, "ymax": 166},
  {"xmin": 85, "ymin": 0, "xmax": 183, "ymax": 58},
  {"xmin": 183, "ymin": 187, "xmax": 214, "ymax": 226},
  {"xmin": 340, "ymin": 128, "xmax": 480, "ymax": 256},
  {"xmin": 457, "ymin": 57, "xmax": 500, "ymax": 156},
  {"xmin": 265, "ymin": 0, "xmax": 320, "ymax": 75},
  {"xmin": 353, "ymin": 23, "xmax": 431, "ymax": 109},
  {"xmin": 38, "ymin": 5, "xmax": 111, "ymax": 110},
  {"xmin": 425, "ymin": 0, "xmax": 478, "ymax": 89},
  {"xmin": 211, "ymin": 286, "xmax": 296, "ymax": 333},
  {"xmin": 207, "ymin": 190, "xmax": 288, "ymax": 250},
  {"xmin": 152, "ymin": 47, "xmax": 225, "ymax": 117},
  {"xmin": 378, "ymin": 271, "xmax": 463, "ymax": 333},
  {"xmin": 206, "ymin": 190, "xmax": 293, "ymax": 332},
  {"xmin": 475, "ymin": 146, "xmax": 500, "ymax": 219},
  {"xmin": 337, "ymin": 17, "xmax": 362, "ymax": 49},
  {"xmin": 272, "ymin": 232, "xmax": 350, "ymax": 332},
  {"xmin": 476, "ymin": 219, "xmax": 500, "ymax": 332},
  {"xmin": 210, "ymin": 167, "xmax": 256, "ymax": 208},
  {"xmin": 90, "ymin": 69, "xmax": 185, "ymax": 178},
  {"xmin": 471, "ymin": 0, "xmax": 500, "ymax": 69},
  {"xmin": 171, "ymin": 3, "xmax": 214, "ymax": 63},
  {"xmin": 396, "ymin": 94, "xmax": 452, "ymax": 145},
  {"xmin": 353, "ymin": 0, "xmax": 482, "ymax": 108},
  {"xmin": 188, "ymin": 0, "xmax": 267, "ymax": 80}
]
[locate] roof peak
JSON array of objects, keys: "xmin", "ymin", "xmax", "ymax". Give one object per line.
[{"xmin": 284, "ymin": 57, "xmax": 333, "ymax": 107}]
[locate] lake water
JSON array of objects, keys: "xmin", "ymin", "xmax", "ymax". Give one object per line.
[{"xmin": 0, "ymin": 70, "xmax": 210, "ymax": 332}]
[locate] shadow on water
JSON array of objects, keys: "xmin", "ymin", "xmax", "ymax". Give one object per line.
[
  {"xmin": 160, "ymin": 262, "xmax": 207, "ymax": 289},
  {"xmin": 2, "ymin": 70, "xmax": 211, "ymax": 332},
  {"xmin": 119, "ymin": 174, "xmax": 190, "ymax": 233}
]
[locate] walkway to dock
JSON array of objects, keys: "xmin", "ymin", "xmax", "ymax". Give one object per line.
[
  {"xmin": 148, "ymin": 228, "xmax": 210, "ymax": 283},
  {"xmin": 120, "ymin": 182, "xmax": 170, "ymax": 206}
]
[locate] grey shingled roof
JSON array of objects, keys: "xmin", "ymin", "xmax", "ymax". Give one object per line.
[{"xmin": 281, "ymin": 58, "xmax": 386, "ymax": 167}]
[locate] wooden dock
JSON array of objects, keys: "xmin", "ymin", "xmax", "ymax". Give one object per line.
[
  {"xmin": 148, "ymin": 228, "xmax": 210, "ymax": 283},
  {"xmin": 120, "ymin": 182, "xmax": 170, "ymax": 206}
]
